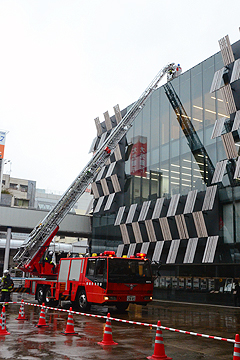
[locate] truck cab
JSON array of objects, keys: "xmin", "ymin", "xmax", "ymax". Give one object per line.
[{"xmin": 55, "ymin": 251, "xmax": 153, "ymax": 311}]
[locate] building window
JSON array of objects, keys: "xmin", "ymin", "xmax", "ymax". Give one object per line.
[
  {"xmin": 10, "ymin": 183, "xmax": 18, "ymax": 190},
  {"xmin": 14, "ymin": 198, "xmax": 29, "ymax": 207},
  {"xmin": 20, "ymin": 185, "xmax": 28, "ymax": 192}
]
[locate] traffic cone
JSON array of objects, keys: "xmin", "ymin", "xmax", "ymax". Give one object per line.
[
  {"xmin": 36, "ymin": 303, "xmax": 49, "ymax": 327},
  {"xmin": 0, "ymin": 305, "xmax": 10, "ymax": 335},
  {"xmin": 98, "ymin": 313, "xmax": 118, "ymax": 346},
  {"xmin": 15, "ymin": 299, "xmax": 27, "ymax": 320},
  {"xmin": 233, "ymin": 334, "xmax": 240, "ymax": 359},
  {"xmin": 147, "ymin": 321, "xmax": 172, "ymax": 360},
  {"xmin": 61, "ymin": 307, "xmax": 77, "ymax": 335}
]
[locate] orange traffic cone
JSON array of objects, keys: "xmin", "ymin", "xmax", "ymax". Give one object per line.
[
  {"xmin": 98, "ymin": 313, "xmax": 118, "ymax": 346},
  {"xmin": 233, "ymin": 334, "xmax": 240, "ymax": 359},
  {"xmin": 36, "ymin": 303, "xmax": 49, "ymax": 327},
  {"xmin": 147, "ymin": 321, "xmax": 172, "ymax": 360},
  {"xmin": 0, "ymin": 305, "xmax": 10, "ymax": 335},
  {"xmin": 15, "ymin": 299, "xmax": 27, "ymax": 320},
  {"xmin": 61, "ymin": 307, "xmax": 77, "ymax": 335}
]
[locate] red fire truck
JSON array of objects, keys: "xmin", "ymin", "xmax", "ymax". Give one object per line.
[
  {"xmin": 20, "ymin": 251, "xmax": 153, "ymax": 311},
  {"xmin": 12, "ymin": 63, "xmax": 174, "ymax": 310}
]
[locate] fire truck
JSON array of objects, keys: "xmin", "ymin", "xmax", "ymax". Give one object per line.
[
  {"xmin": 20, "ymin": 251, "xmax": 153, "ymax": 311},
  {"xmin": 12, "ymin": 63, "xmax": 180, "ymax": 310}
]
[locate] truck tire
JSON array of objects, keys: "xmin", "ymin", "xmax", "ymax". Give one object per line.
[
  {"xmin": 45, "ymin": 288, "xmax": 58, "ymax": 307},
  {"xmin": 77, "ymin": 289, "xmax": 90, "ymax": 311},
  {"xmin": 116, "ymin": 303, "xmax": 129, "ymax": 312},
  {"xmin": 36, "ymin": 286, "xmax": 45, "ymax": 304}
]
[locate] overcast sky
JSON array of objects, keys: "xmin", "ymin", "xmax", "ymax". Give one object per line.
[{"xmin": 0, "ymin": 0, "xmax": 239, "ymax": 193}]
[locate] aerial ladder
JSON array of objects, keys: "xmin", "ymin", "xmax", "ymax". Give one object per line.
[
  {"xmin": 164, "ymin": 82, "xmax": 215, "ymax": 185},
  {"xmin": 13, "ymin": 63, "xmax": 179, "ymax": 276}
]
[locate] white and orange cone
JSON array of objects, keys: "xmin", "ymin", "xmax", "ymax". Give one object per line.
[
  {"xmin": 15, "ymin": 299, "xmax": 27, "ymax": 320},
  {"xmin": 233, "ymin": 334, "xmax": 240, "ymax": 359},
  {"xmin": 36, "ymin": 303, "xmax": 49, "ymax": 328},
  {"xmin": 61, "ymin": 307, "xmax": 77, "ymax": 335},
  {"xmin": 147, "ymin": 320, "xmax": 172, "ymax": 360},
  {"xmin": 98, "ymin": 313, "xmax": 118, "ymax": 346},
  {"xmin": 0, "ymin": 305, "xmax": 10, "ymax": 335}
]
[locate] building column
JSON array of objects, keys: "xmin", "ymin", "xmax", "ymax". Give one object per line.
[{"xmin": 3, "ymin": 227, "xmax": 11, "ymax": 273}]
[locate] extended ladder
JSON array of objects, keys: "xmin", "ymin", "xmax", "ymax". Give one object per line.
[
  {"xmin": 13, "ymin": 63, "xmax": 177, "ymax": 269},
  {"xmin": 164, "ymin": 82, "xmax": 215, "ymax": 185}
]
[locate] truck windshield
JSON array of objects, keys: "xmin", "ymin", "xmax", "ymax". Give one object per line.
[{"xmin": 108, "ymin": 258, "xmax": 152, "ymax": 283}]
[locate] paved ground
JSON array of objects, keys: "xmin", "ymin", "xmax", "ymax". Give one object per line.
[{"xmin": 0, "ymin": 294, "xmax": 238, "ymax": 359}]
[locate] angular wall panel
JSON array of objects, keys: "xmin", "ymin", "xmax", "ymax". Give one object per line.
[
  {"xmin": 167, "ymin": 194, "xmax": 180, "ymax": 217},
  {"xmin": 94, "ymin": 196, "xmax": 104, "ymax": 213},
  {"xmin": 234, "ymin": 157, "xmax": 240, "ymax": 179},
  {"xmin": 211, "ymin": 160, "xmax": 227, "ymax": 184},
  {"xmin": 145, "ymin": 219, "xmax": 157, "ymax": 242},
  {"xmin": 232, "ymin": 111, "xmax": 240, "ymax": 132},
  {"xmin": 202, "ymin": 185, "xmax": 217, "ymax": 211},
  {"xmin": 221, "ymin": 84, "xmax": 237, "ymax": 115},
  {"xmin": 221, "ymin": 132, "xmax": 237, "ymax": 159},
  {"xmin": 116, "ymin": 244, "xmax": 124, "ymax": 257},
  {"xmin": 115, "ymin": 206, "xmax": 126, "ymax": 225},
  {"xmin": 159, "ymin": 217, "xmax": 172, "ymax": 240},
  {"xmin": 211, "ymin": 117, "xmax": 226, "ymax": 139},
  {"xmin": 120, "ymin": 224, "xmax": 130, "ymax": 244},
  {"xmin": 100, "ymin": 178, "xmax": 110, "ymax": 196},
  {"xmin": 127, "ymin": 243, "xmax": 137, "ymax": 257},
  {"xmin": 138, "ymin": 201, "xmax": 151, "ymax": 221},
  {"xmin": 183, "ymin": 238, "xmax": 198, "ymax": 264},
  {"xmin": 183, "ymin": 190, "xmax": 198, "ymax": 214},
  {"xmin": 94, "ymin": 117, "xmax": 102, "ymax": 136},
  {"xmin": 132, "ymin": 222, "xmax": 143, "ymax": 243},
  {"xmin": 202, "ymin": 236, "xmax": 219, "ymax": 263},
  {"xmin": 166, "ymin": 239, "xmax": 180, "ymax": 264},
  {"xmin": 91, "ymin": 182, "xmax": 100, "ymax": 199},
  {"xmin": 210, "ymin": 68, "xmax": 224, "ymax": 93},
  {"xmin": 175, "ymin": 214, "xmax": 189, "ymax": 239},
  {"xmin": 126, "ymin": 204, "xmax": 138, "ymax": 224},
  {"xmin": 140, "ymin": 242, "xmax": 150, "ymax": 255},
  {"xmin": 152, "ymin": 198, "xmax": 164, "ymax": 219},
  {"xmin": 113, "ymin": 104, "xmax": 122, "ymax": 125},
  {"xmin": 103, "ymin": 110, "xmax": 112, "ymax": 131},
  {"xmin": 192, "ymin": 212, "xmax": 208, "ymax": 238},
  {"xmin": 152, "ymin": 241, "xmax": 164, "ymax": 263},
  {"xmin": 218, "ymin": 35, "xmax": 235, "ymax": 66},
  {"xmin": 104, "ymin": 193, "xmax": 115, "ymax": 211}
]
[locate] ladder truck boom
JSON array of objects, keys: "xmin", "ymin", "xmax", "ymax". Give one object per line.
[
  {"xmin": 164, "ymin": 82, "xmax": 215, "ymax": 185},
  {"xmin": 13, "ymin": 63, "xmax": 178, "ymax": 273}
]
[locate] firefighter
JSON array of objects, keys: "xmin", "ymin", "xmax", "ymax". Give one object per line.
[
  {"xmin": 0, "ymin": 269, "xmax": 13, "ymax": 303},
  {"xmin": 45, "ymin": 251, "xmax": 56, "ymax": 271}
]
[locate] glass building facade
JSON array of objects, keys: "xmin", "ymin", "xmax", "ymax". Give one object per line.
[{"xmin": 90, "ymin": 37, "xmax": 240, "ymax": 304}]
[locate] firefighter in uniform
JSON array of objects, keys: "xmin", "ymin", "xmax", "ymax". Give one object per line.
[
  {"xmin": 45, "ymin": 251, "xmax": 56, "ymax": 271},
  {"xmin": 0, "ymin": 270, "xmax": 13, "ymax": 303}
]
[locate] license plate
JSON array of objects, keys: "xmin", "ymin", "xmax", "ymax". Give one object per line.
[{"xmin": 127, "ymin": 295, "xmax": 136, "ymax": 301}]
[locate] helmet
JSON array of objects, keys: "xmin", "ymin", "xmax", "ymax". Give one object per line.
[
  {"xmin": 49, "ymin": 251, "xmax": 53, "ymax": 256},
  {"xmin": 3, "ymin": 270, "xmax": 9, "ymax": 275}
]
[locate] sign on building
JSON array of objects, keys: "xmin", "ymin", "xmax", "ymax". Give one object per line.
[{"xmin": 130, "ymin": 136, "xmax": 147, "ymax": 177}]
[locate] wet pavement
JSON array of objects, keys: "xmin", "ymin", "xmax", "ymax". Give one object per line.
[{"xmin": 0, "ymin": 294, "xmax": 239, "ymax": 359}]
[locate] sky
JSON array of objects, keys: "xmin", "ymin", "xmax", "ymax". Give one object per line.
[{"xmin": 0, "ymin": 0, "xmax": 240, "ymax": 194}]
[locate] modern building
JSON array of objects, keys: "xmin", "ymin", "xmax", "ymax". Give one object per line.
[{"xmin": 88, "ymin": 35, "xmax": 240, "ymax": 305}]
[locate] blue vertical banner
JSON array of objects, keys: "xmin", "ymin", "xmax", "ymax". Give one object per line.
[{"xmin": 0, "ymin": 131, "xmax": 6, "ymax": 159}]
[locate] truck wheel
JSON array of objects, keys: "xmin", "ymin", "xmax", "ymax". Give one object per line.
[
  {"xmin": 77, "ymin": 290, "xmax": 90, "ymax": 311},
  {"xmin": 36, "ymin": 286, "xmax": 45, "ymax": 304},
  {"xmin": 45, "ymin": 288, "xmax": 58, "ymax": 307},
  {"xmin": 116, "ymin": 303, "xmax": 129, "ymax": 312}
]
